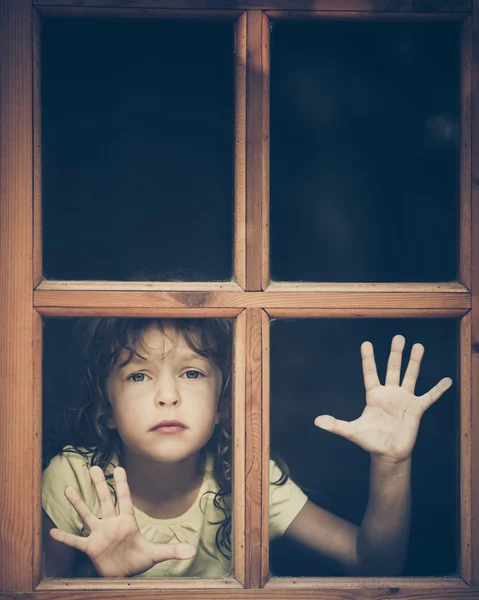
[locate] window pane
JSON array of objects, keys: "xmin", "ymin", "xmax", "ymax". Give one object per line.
[
  {"xmin": 271, "ymin": 22, "xmax": 459, "ymax": 282},
  {"xmin": 270, "ymin": 319, "xmax": 458, "ymax": 576},
  {"xmin": 42, "ymin": 20, "xmax": 234, "ymax": 281},
  {"xmin": 42, "ymin": 317, "xmax": 234, "ymax": 578}
]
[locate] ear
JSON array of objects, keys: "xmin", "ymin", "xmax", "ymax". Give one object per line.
[
  {"xmin": 105, "ymin": 407, "xmax": 117, "ymax": 430},
  {"xmin": 214, "ymin": 412, "xmax": 220, "ymax": 426}
]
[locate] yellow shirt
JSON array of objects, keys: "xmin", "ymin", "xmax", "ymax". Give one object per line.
[{"xmin": 42, "ymin": 447, "xmax": 308, "ymax": 578}]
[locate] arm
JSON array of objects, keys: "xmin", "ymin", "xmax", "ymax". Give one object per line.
[{"xmin": 285, "ymin": 335, "xmax": 451, "ymax": 576}]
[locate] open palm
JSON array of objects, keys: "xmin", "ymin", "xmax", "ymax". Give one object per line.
[
  {"xmin": 49, "ymin": 466, "xmax": 196, "ymax": 577},
  {"xmin": 315, "ymin": 335, "xmax": 452, "ymax": 462}
]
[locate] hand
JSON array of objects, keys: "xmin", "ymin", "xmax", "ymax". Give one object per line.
[
  {"xmin": 314, "ymin": 335, "xmax": 452, "ymax": 463},
  {"xmin": 49, "ymin": 466, "xmax": 196, "ymax": 577}
]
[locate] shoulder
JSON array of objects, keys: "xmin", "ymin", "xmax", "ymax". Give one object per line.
[{"xmin": 268, "ymin": 459, "xmax": 308, "ymax": 540}]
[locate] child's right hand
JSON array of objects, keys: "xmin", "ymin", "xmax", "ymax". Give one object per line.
[{"xmin": 48, "ymin": 465, "xmax": 197, "ymax": 577}]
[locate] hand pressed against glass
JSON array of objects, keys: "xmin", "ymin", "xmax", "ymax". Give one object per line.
[
  {"xmin": 314, "ymin": 334, "xmax": 453, "ymax": 461},
  {"xmin": 49, "ymin": 466, "xmax": 196, "ymax": 577}
]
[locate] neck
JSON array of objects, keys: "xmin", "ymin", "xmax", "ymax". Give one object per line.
[{"xmin": 121, "ymin": 449, "xmax": 204, "ymax": 502}]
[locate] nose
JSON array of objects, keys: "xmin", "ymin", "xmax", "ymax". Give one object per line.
[{"xmin": 155, "ymin": 375, "xmax": 181, "ymax": 408}]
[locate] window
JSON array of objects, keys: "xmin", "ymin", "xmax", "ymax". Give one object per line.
[{"xmin": 1, "ymin": 0, "xmax": 478, "ymax": 598}]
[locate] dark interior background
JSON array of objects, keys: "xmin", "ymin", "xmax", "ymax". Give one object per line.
[
  {"xmin": 269, "ymin": 319, "xmax": 459, "ymax": 577},
  {"xmin": 270, "ymin": 21, "xmax": 460, "ymax": 283},
  {"xmin": 42, "ymin": 19, "xmax": 234, "ymax": 282}
]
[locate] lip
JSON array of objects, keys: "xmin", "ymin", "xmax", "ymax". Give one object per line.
[{"xmin": 150, "ymin": 420, "xmax": 187, "ymax": 434}]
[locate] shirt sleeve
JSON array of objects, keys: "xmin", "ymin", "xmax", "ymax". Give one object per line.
[
  {"xmin": 42, "ymin": 449, "xmax": 99, "ymax": 535},
  {"xmin": 269, "ymin": 460, "xmax": 308, "ymax": 540}
]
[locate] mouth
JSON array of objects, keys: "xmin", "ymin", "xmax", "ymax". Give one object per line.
[{"xmin": 150, "ymin": 420, "xmax": 188, "ymax": 434}]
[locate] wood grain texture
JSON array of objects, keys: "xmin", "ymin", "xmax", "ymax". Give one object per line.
[
  {"xmin": 235, "ymin": 13, "xmax": 247, "ymax": 289},
  {"xmin": 245, "ymin": 11, "xmax": 268, "ymax": 290},
  {"xmin": 471, "ymin": 0, "xmax": 479, "ymax": 586},
  {"xmin": 244, "ymin": 309, "xmax": 264, "ymax": 587},
  {"xmin": 31, "ymin": 0, "xmax": 472, "ymax": 12},
  {"xmin": 33, "ymin": 9, "xmax": 42, "ymax": 287},
  {"xmin": 460, "ymin": 16, "xmax": 473, "ymax": 289},
  {"xmin": 460, "ymin": 313, "xmax": 472, "ymax": 584},
  {"xmin": 37, "ymin": 281, "xmax": 243, "ymax": 291},
  {"xmin": 33, "ymin": 311, "xmax": 43, "ymax": 589},
  {"xmin": 36, "ymin": 6, "xmax": 242, "ymax": 17},
  {"xmin": 10, "ymin": 585, "xmax": 479, "ymax": 598},
  {"xmin": 260, "ymin": 12, "xmax": 270, "ymax": 291},
  {"xmin": 0, "ymin": 0, "xmax": 34, "ymax": 592},
  {"xmin": 266, "ymin": 282, "xmax": 469, "ymax": 292},
  {"xmin": 260, "ymin": 311, "xmax": 270, "ymax": 585},
  {"xmin": 34, "ymin": 290, "xmax": 472, "ymax": 310},
  {"xmin": 265, "ymin": 308, "xmax": 469, "ymax": 318},
  {"xmin": 266, "ymin": 10, "xmax": 469, "ymax": 19},
  {"xmin": 233, "ymin": 311, "xmax": 247, "ymax": 586},
  {"xmin": 37, "ymin": 308, "xmax": 243, "ymax": 317},
  {"xmin": 37, "ymin": 579, "xmax": 244, "ymax": 590},
  {"xmin": 265, "ymin": 577, "xmax": 469, "ymax": 588}
]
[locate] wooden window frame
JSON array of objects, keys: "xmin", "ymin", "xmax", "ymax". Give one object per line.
[{"xmin": 1, "ymin": 0, "xmax": 478, "ymax": 597}]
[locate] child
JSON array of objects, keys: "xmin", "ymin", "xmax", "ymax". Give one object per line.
[{"xmin": 42, "ymin": 317, "xmax": 452, "ymax": 578}]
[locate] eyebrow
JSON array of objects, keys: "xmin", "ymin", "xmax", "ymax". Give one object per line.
[{"xmin": 118, "ymin": 350, "xmax": 209, "ymax": 369}]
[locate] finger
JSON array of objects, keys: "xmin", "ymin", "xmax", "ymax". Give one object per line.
[
  {"xmin": 419, "ymin": 377, "xmax": 453, "ymax": 411},
  {"xmin": 113, "ymin": 467, "xmax": 135, "ymax": 517},
  {"xmin": 151, "ymin": 542, "xmax": 197, "ymax": 564},
  {"xmin": 49, "ymin": 527, "xmax": 89, "ymax": 553},
  {"xmin": 385, "ymin": 335, "xmax": 406, "ymax": 387},
  {"xmin": 89, "ymin": 466, "xmax": 116, "ymax": 519},
  {"xmin": 361, "ymin": 341, "xmax": 380, "ymax": 391},
  {"xmin": 401, "ymin": 343, "xmax": 424, "ymax": 393},
  {"xmin": 315, "ymin": 415, "xmax": 356, "ymax": 442},
  {"xmin": 64, "ymin": 486, "xmax": 98, "ymax": 531}
]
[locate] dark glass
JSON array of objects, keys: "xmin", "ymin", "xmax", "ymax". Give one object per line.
[
  {"xmin": 271, "ymin": 22, "xmax": 460, "ymax": 282},
  {"xmin": 42, "ymin": 20, "xmax": 234, "ymax": 281},
  {"xmin": 270, "ymin": 319, "xmax": 458, "ymax": 576}
]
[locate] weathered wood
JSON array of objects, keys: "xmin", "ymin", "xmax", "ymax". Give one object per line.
[
  {"xmin": 244, "ymin": 309, "xmax": 263, "ymax": 587},
  {"xmin": 266, "ymin": 10, "xmax": 469, "ymax": 19},
  {"xmin": 471, "ymin": 0, "xmax": 479, "ymax": 586},
  {"xmin": 0, "ymin": 0, "xmax": 34, "ymax": 592},
  {"xmin": 233, "ymin": 310, "xmax": 247, "ymax": 585},
  {"xmin": 32, "ymin": 0, "xmax": 472, "ymax": 12},
  {"xmin": 33, "ymin": 9, "xmax": 42, "ymax": 287},
  {"xmin": 460, "ymin": 313, "xmax": 472, "ymax": 584},
  {"xmin": 245, "ymin": 11, "xmax": 268, "ymax": 290},
  {"xmin": 34, "ymin": 290, "xmax": 471, "ymax": 311},
  {"xmin": 461, "ymin": 16, "xmax": 473, "ymax": 289},
  {"xmin": 37, "ymin": 281, "xmax": 243, "ymax": 291},
  {"xmin": 35, "ymin": 6, "xmax": 242, "ymax": 17},
  {"xmin": 24, "ymin": 583, "xmax": 479, "ymax": 598},
  {"xmin": 266, "ymin": 308, "xmax": 468, "ymax": 318},
  {"xmin": 235, "ymin": 13, "xmax": 247, "ymax": 289},
  {"xmin": 260, "ymin": 311, "xmax": 270, "ymax": 585}
]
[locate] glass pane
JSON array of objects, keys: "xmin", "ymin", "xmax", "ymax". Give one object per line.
[
  {"xmin": 270, "ymin": 319, "xmax": 458, "ymax": 576},
  {"xmin": 42, "ymin": 20, "xmax": 234, "ymax": 281},
  {"xmin": 42, "ymin": 317, "xmax": 234, "ymax": 578},
  {"xmin": 271, "ymin": 22, "xmax": 459, "ymax": 282}
]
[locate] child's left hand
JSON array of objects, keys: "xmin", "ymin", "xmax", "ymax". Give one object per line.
[{"xmin": 314, "ymin": 335, "xmax": 453, "ymax": 463}]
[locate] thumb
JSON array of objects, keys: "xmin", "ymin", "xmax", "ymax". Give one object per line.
[
  {"xmin": 314, "ymin": 415, "xmax": 355, "ymax": 442},
  {"xmin": 152, "ymin": 542, "xmax": 197, "ymax": 564}
]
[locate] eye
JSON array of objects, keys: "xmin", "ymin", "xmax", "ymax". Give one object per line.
[
  {"xmin": 127, "ymin": 372, "xmax": 147, "ymax": 383},
  {"xmin": 184, "ymin": 369, "xmax": 203, "ymax": 380}
]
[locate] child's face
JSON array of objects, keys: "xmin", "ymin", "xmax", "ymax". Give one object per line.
[{"xmin": 105, "ymin": 323, "xmax": 223, "ymax": 464}]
